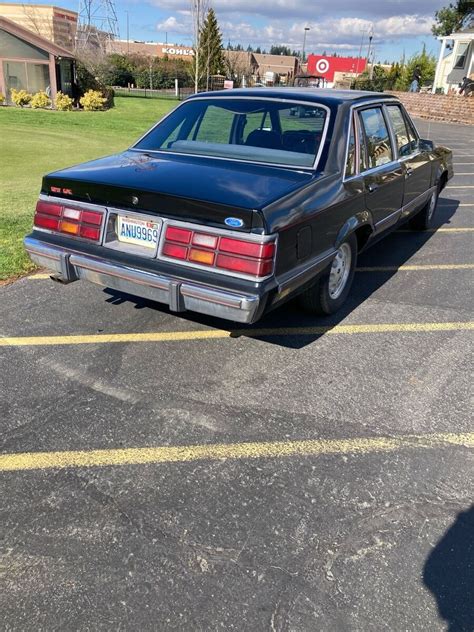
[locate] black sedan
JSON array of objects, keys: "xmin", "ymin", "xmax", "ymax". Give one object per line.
[{"xmin": 24, "ymin": 89, "xmax": 453, "ymax": 324}]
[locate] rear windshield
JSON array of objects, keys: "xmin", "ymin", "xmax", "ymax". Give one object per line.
[{"xmin": 133, "ymin": 98, "xmax": 328, "ymax": 168}]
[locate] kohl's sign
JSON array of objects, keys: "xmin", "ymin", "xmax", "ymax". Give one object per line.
[{"xmin": 161, "ymin": 47, "xmax": 194, "ymax": 56}]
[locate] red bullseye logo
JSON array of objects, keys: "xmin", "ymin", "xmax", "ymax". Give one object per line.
[{"xmin": 316, "ymin": 58, "xmax": 330, "ymax": 74}]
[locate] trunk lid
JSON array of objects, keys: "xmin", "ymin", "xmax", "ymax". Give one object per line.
[{"xmin": 42, "ymin": 150, "xmax": 314, "ymax": 232}]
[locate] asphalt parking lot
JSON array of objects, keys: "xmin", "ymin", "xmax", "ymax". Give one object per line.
[{"xmin": 1, "ymin": 118, "xmax": 473, "ymax": 631}]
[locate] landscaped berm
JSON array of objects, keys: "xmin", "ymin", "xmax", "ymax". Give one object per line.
[{"xmin": 0, "ymin": 96, "xmax": 177, "ymax": 280}]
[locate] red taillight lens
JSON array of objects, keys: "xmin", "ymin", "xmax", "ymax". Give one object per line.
[
  {"xmin": 216, "ymin": 254, "xmax": 273, "ymax": 276},
  {"xmin": 35, "ymin": 200, "xmax": 62, "ymax": 217},
  {"xmin": 80, "ymin": 225, "xmax": 101, "ymax": 240},
  {"xmin": 163, "ymin": 242, "xmax": 188, "ymax": 259},
  {"xmin": 162, "ymin": 223, "xmax": 276, "ymax": 278},
  {"xmin": 81, "ymin": 210, "xmax": 103, "ymax": 226},
  {"xmin": 33, "ymin": 199, "xmax": 103, "ymax": 242},
  {"xmin": 219, "ymin": 237, "xmax": 275, "ymax": 259},
  {"xmin": 34, "ymin": 214, "xmax": 60, "ymax": 230},
  {"xmin": 166, "ymin": 226, "xmax": 192, "ymax": 244}
]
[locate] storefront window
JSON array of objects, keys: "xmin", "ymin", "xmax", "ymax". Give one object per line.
[
  {"xmin": 27, "ymin": 63, "xmax": 50, "ymax": 94},
  {"xmin": 0, "ymin": 29, "xmax": 49, "ymax": 60},
  {"xmin": 3, "ymin": 60, "xmax": 51, "ymax": 100},
  {"xmin": 3, "ymin": 60, "xmax": 28, "ymax": 95}
]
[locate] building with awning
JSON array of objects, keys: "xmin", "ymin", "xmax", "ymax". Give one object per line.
[
  {"xmin": 432, "ymin": 25, "xmax": 474, "ymax": 93},
  {"xmin": 0, "ymin": 15, "xmax": 75, "ymax": 103}
]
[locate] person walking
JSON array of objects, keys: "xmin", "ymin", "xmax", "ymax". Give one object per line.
[{"xmin": 409, "ymin": 67, "xmax": 421, "ymax": 92}]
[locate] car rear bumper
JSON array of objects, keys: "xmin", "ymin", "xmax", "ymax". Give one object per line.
[{"xmin": 24, "ymin": 236, "xmax": 262, "ymax": 323}]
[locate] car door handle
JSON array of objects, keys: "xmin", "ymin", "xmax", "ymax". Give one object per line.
[
  {"xmin": 367, "ymin": 183, "xmax": 379, "ymax": 193},
  {"xmin": 405, "ymin": 166, "xmax": 414, "ymax": 177}
]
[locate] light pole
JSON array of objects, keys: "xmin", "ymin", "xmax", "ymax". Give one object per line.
[
  {"xmin": 125, "ymin": 10, "xmax": 129, "ymax": 54},
  {"xmin": 302, "ymin": 26, "xmax": 310, "ymax": 66}
]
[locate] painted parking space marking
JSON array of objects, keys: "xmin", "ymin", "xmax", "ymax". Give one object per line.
[
  {"xmin": 395, "ymin": 228, "xmax": 474, "ymax": 234},
  {"xmin": 0, "ymin": 322, "xmax": 472, "ymax": 347},
  {"xmin": 0, "ymin": 431, "xmax": 472, "ymax": 473},
  {"xmin": 355, "ymin": 264, "xmax": 474, "ymax": 272},
  {"xmin": 27, "ymin": 263, "xmax": 474, "ymax": 281}
]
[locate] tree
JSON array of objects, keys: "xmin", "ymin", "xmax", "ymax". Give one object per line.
[
  {"xmin": 197, "ymin": 8, "xmax": 226, "ymax": 90},
  {"xmin": 432, "ymin": 1, "xmax": 474, "ymax": 36},
  {"xmin": 270, "ymin": 45, "xmax": 291, "ymax": 56},
  {"xmin": 396, "ymin": 48, "xmax": 437, "ymax": 90},
  {"xmin": 190, "ymin": 0, "xmax": 209, "ymax": 93}
]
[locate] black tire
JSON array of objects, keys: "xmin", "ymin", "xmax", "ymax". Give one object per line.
[
  {"xmin": 299, "ymin": 233, "xmax": 358, "ymax": 315},
  {"xmin": 410, "ymin": 185, "xmax": 439, "ymax": 231}
]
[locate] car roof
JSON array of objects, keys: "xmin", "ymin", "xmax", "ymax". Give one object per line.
[{"xmin": 187, "ymin": 88, "xmax": 393, "ymax": 107}]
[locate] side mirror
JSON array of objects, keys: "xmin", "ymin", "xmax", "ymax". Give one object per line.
[{"xmin": 419, "ymin": 139, "xmax": 434, "ymax": 152}]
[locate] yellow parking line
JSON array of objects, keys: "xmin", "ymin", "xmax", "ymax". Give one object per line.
[
  {"xmin": 0, "ymin": 322, "xmax": 472, "ymax": 347},
  {"xmin": 397, "ymin": 227, "xmax": 474, "ymax": 233},
  {"xmin": 0, "ymin": 431, "xmax": 472, "ymax": 472},
  {"xmin": 356, "ymin": 264, "xmax": 474, "ymax": 271},
  {"xmin": 27, "ymin": 258, "xmax": 474, "ymax": 281}
]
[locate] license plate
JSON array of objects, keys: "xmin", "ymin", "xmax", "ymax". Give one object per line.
[{"xmin": 116, "ymin": 216, "xmax": 160, "ymax": 249}]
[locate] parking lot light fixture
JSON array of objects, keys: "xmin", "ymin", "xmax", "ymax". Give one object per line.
[{"xmin": 302, "ymin": 27, "xmax": 310, "ymax": 64}]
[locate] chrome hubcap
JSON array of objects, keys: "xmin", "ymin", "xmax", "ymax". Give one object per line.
[
  {"xmin": 329, "ymin": 243, "xmax": 352, "ymax": 300},
  {"xmin": 427, "ymin": 191, "xmax": 437, "ymax": 220}
]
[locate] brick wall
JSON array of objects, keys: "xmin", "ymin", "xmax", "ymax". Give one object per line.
[{"xmin": 388, "ymin": 91, "xmax": 474, "ymax": 126}]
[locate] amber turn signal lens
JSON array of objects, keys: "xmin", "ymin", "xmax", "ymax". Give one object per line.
[
  {"xmin": 60, "ymin": 220, "xmax": 80, "ymax": 235},
  {"xmin": 188, "ymin": 248, "xmax": 215, "ymax": 265}
]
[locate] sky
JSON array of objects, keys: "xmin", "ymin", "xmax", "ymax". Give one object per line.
[{"xmin": 4, "ymin": 0, "xmax": 450, "ymax": 62}]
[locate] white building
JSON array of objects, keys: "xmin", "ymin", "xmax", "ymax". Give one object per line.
[{"xmin": 432, "ymin": 25, "xmax": 474, "ymax": 93}]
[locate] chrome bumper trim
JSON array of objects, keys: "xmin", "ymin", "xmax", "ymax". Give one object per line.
[{"xmin": 24, "ymin": 237, "xmax": 260, "ymax": 324}]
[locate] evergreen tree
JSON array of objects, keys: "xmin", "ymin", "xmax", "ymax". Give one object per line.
[{"xmin": 197, "ymin": 8, "xmax": 226, "ymax": 88}]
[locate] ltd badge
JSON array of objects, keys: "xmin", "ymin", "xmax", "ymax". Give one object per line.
[
  {"xmin": 131, "ymin": 196, "xmax": 139, "ymax": 206},
  {"xmin": 225, "ymin": 217, "xmax": 244, "ymax": 228}
]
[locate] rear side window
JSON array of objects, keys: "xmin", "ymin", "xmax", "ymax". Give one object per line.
[
  {"xmin": 386, "ymin": 105, "xmax": 419, "ymax": 157},
  {"xmin": 403, "ymin": 109, "xmax": 419, "ymax": 149},
  {"xmin": 359, "ymin": 107, "xmax": 393, "ymax": 169},
  {"xmin": 345, "ymin": 118, "xmax": 356, "ymax": 177},
  {"xmin": 386, "ymin": 105, "xmax": 411, "ymax": 156}
]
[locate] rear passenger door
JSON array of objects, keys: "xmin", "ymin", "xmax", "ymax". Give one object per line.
[
  {"xmin": 358, "ymin": 106, "xmax": 404, "ymax": 231},
  {"xmin": 385, "ymin": 104, "xmax": 433, "ymax": 218}
]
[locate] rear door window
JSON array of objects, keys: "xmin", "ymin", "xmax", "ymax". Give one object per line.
[
  {"xmin": 359, "ymin": 107, "xmax": 393, "ymax": 169},
  {"xmin": 385, "ymin": 105, "xmax": 412, "ymax": 157}
]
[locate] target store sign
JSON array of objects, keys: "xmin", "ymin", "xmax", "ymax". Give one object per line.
[{"xmin": 306, "ymin": 55, "xmax": 366, "ymax": 82}]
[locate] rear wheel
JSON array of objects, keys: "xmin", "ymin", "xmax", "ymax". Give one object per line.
[
  {"xmin": 299, "ymin": 234, "xmax": 357, "ymax": 315},
  {"xmin": 410, "ymin": 185, "xmax": 439, "ymax": 231}
]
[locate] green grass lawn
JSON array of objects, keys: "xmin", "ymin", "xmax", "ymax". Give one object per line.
[{"xmin": 0, "ymin": 96, "xmax": 177, "ymax": 279}]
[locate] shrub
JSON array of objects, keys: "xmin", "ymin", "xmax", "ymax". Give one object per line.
[
  {"xmin": 11, "ymin": 89, "xmax": 32, "ymax": 107},
  {"xmin": 0, "ymin": 93, "xmax": 5, "ymax": 105},
  {"xmin": 55, "ymin": 91, "xmax": 73, "ymax": 111},
  {"xmin": 79, "ymin": 89, "xmax": 107, "ymax": 111},
  {"xmin": 30, "ymin": 91, "xmax": 51, "ymax": 109}
]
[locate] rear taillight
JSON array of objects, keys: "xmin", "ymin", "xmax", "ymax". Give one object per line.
[
  {"xmin": 33, "ymin": 200, "xmax": 103, "ymax": 242},
  {"xmin": 162, "ymin": 224, "xmax": 276, "ymax": 278}
]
